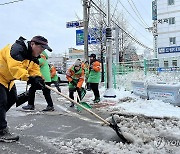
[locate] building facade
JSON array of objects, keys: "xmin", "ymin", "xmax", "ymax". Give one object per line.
[
  {"xmin": 68, "ymin": 48, "xmax": 101, "ymax": 61},
  {"xmin": 157, "ymin": 0, "xmax": 180, "ymax": 59}
]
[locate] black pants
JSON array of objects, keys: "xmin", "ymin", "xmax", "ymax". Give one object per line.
[
  {"xmin": 52, "ymin": 81, "xmax": 61, "ymax": 92},
  {"xmin": 28, "ymin": 82, "xmax": 53, "ymax": 107},
  {"xmin": 90, "ymin": 83, "xmax": 100, "ymax": 99},
  {"xmin": 0, "ymin": 84, "xmax": 17, "ymax": 130},
  {"xmin": 69, "ymin": 89, "xmax": 81, "ymax": 102}
]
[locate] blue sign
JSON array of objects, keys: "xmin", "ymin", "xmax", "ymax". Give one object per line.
[
  {"xmin": 66, "ymin": 21, "xmax": 83, "ymax": 28},
  {"xmin": 152, "ymin": 0, "xmax": 157, "ymax": 20},
  {"xmin": 157, "ymin": 67, "xmax": 180, "ymax": 72},
  {"xmin": 76, "ymin": 28, "xmax": 102, "ymax": 46},
  {"xmin": 158, "ymin": 46, "xmax": 180, "ymax": 54}
]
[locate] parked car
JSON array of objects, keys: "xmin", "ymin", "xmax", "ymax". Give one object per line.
[{"xmin": 57, "ymin": 70, "xmax": 68, "ymax": 83}]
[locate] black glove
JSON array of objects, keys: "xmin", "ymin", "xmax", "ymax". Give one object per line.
[
  {"xmin": 76, "ymin": 87, "xmax": 81, "ymax": 92},
  {"xmin": 70, "ymin": 80, "xmax": 76, "ymax": 86},
  {"xmin": 27, "ymin": 76, "xmax": 45, "ymax": 90}
]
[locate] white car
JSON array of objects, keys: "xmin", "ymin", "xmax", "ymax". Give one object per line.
[{"xmin": 57, "ymin": 70, "xmax": 68, "ymax": 83}]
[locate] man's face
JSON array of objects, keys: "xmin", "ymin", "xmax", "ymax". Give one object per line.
[
  {"xmin": 90, "ymin": 57, "xmax": 94, "ymax": 60},
  {"xmin": 31, "ymin": 42, "xmax": 45, "ymax": 57},
  {"xmin": 74, "ymin": 66, "xmax": 80, "ymax": 71}
]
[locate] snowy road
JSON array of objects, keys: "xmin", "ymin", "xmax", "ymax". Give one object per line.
[
  {"xmin": 1, "ymin": 81, "xmax": 180, "ymax": 153},
  {"xmin": 1, "ymin": 81, "xmax": 121, "ymax": 154}
]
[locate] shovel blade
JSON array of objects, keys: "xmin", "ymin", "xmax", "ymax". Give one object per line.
[
  {"xmin": 76, "ymin": 102, "xmax": 92, "ymax": 111},
  {"xmin": 110, "ymin": 114, "xmax": 129, "ymax": 143}
]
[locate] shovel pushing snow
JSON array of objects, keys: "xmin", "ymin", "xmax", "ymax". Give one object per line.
[{"xmin": 45, "ymin": 85, "xmax": 129, "ymax": 143}]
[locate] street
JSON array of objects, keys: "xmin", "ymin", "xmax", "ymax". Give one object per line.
[{"xmin": 0, "ymin": 81, "xmax": 120, "ymax": 154}]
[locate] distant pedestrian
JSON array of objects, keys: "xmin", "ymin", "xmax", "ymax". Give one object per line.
[
  {"xmin": 49, "ymin": 63, "xmax": 61, "ymax": 92},
  {"xmin": 22, "ymin": 51, "xmax": 55, "ymax": 111},
  {"xmin": 66, "ymin": 59, "xmax": 85, "ymax": 107},
  {"xmin": 88, "ymin": 54, "xmax": 101, "ymax": 103}
]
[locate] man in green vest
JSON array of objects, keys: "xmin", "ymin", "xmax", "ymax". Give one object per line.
[
  {"xmin": 22, "ymin": 51, "xmax": 54, "ymax": 111},
  {"xmin": 88, "ymin": 54, "xmax": 101, "ymax": 103}
]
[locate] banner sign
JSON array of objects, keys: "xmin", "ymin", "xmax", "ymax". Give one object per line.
[
  {"xmin": 152, "ymin": 0, "xmax": 157, "ymax": 20},
  {"xmin": 157, "ymin": 67, "xmax": 180, "ymax": 72},
  {"xmin": 158, "ymin": 18, "xmax": 174, "ymax": 24},
  {"xmin": 158, "ymin": 46, "xmax": 180, "ymax": 54}
]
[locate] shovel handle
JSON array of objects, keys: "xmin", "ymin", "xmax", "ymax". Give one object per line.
[{"xmin": 45, "ymin": 85, "xmax": 110, "ymax": 125}]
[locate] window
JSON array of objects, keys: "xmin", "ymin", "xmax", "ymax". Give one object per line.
[
  {"xmin": 172, "ymin": 60, "xmax": 177, "ymax": 66},
  {"xmin": 164, "ymin": 61, "xmax": 168, "ymax": 68},
  {"xmin": 168, "ymin": 0, "xmax": 174, "ymax": 5},
  {"xmin": 169, "ymin": 17, "xmax": 175, "ymax": 24},
  {"xmin": 169, "ymin": 37, "xmax": 176, "ymax": 45}
]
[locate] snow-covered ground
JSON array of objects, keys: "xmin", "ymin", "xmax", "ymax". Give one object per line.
[
  {"xmin": 33, "ymin": 86, "xmax": 180, "ymax": 153},
  {"xmin": 14, "ymin": 77, "xmax": 180, "ymax": 153},
  {"xmin": 116, "ymin": 71, "xmax": 180, "ymax": 90}
]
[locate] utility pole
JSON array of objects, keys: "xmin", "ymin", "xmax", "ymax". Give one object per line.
[
  {"xmin": 153, "ymin": 21, "xmax": 158, "ymax": 58},
  {"xmin": 104, "ymin": 0, "xmax": 116, "ymax": 98},
  {"xmin": 99, "ymin": 0, "xmax": 105, "ymax": 82},
  {"xmin": 83, "ymin": 0, "xmax": 89, "ymax": 61},
  {"xmin": 115, "ymin": 26, "xmax": 120, "ymax": 63},
  {"xmin": 146, "ymin": 23, "xmax": 158, "ymax": 58},
  {"xmin": 121, "ymin": 29, "xmax": 124, "ymax": 62}
]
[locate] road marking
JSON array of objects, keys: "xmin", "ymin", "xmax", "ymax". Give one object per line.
[
  {"xmin": 60, "ymin": 126, "xmax": 82, "ymax": 137},
  {"xmin": 48, "ymin": 130, "xmax": 93, "ymax": 136},
  {"xmin": 56, "ymin": 104, "xmax": 102, "ymax": 124}
]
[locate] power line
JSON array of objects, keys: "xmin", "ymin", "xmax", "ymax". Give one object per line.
[
  {"xmin": 129, "ymin": 0, "xmax": 149, "ymax": 27},
  {"xmin": 136, "ymin": 0, "xmax": 152, "ymax": 20},
  {"xmin": 90, "ymin": 0, "xmax": 153, "ymax": 51},
  {"xmin": 111, "ymin": 0, "xmax": 119, "ymax": 20},
  {"xmin": 109, "ymin": 3, "xmax": 153, "ymax": 44},
  {"xmin": 0, "ymin": 0, "xmax": 24, "ymax": 6},
  {"xmin": 113, "ymin": 15, "xmax": 153, "ymax": 44},
  {"xmin": 117, "ymin": 0, "xmax": 147, "ymax": 29}
]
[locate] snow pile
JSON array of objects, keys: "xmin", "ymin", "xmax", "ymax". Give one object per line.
[
  {"xmin": 116, "ymin": 71, "xmax": 180, "ymax": 90},
  {"xmin": 37, "ymin": 115, "xmax": 180, "ymax": 154},
  {"xmin": 97, "ymin": 87, "xmax": 180, "ymax": 119},
  {"xmin": 112, "ymin": 99, "xmax": 180, "ymax": 119},
  {"xmin": 15, "ymin": 123, "xmax": 33, "ymax": 130}
]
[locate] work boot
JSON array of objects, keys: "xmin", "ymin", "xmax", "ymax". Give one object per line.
[
  {"xmin": 42, "ymin": 106, "xmax": 54, "ymax": 111},
  {"xmin": 0, "ymin": 128, "xmax": 19, "ymax": 142},
  {"xmin": 93, "ymin": 98, "xmax": 100, "ymax": 103},
  {"xmin": 22, "ymin": 104, "xmax": 35, "ymax": 110},
  {"xmin": 70, "ymin": 103, "xmax": 74, "ymax": 107}
]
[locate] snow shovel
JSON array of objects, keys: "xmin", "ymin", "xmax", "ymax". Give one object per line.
[
  {"xmin": 45, "ymin": 85, "xmax": 129, "ymax": 143},
  {"xmin": 75, "ymin": 91, "xmax": 92, "ymax": 112}
]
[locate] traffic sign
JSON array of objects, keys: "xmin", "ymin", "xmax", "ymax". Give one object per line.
[
  {"xmin": 66, "ymin": 21, "xmax": 83, "ymax": 28},
  {"xmin": 76, "ymin": 28, "xmax": 105, "ymax": 46}
]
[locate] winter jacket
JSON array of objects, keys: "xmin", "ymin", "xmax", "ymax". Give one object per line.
[
  {"xmin": 84, "ymin": 65, "xmax": 89, "ymax": 80},
  {"xmin": 39, "ymin": 51, "xmax": 51, "ymax": 82},
  {"xmin": 81, "ymin": 62, "xmax": 89, "ymax": 79},
  {"xmin": 66, "ymin": 65, "xmax": 84, "ymax": 89},
  {"xmin": 50, "ymin": 65, "xmax": 58, "ymax": 82},
  {"xmin": 0, "ymin": 37, "xmax": 41, "ymax": 90},
  {"xmin": 87, "ymin": 60, "xmax": 101, "ymax": 83}
]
